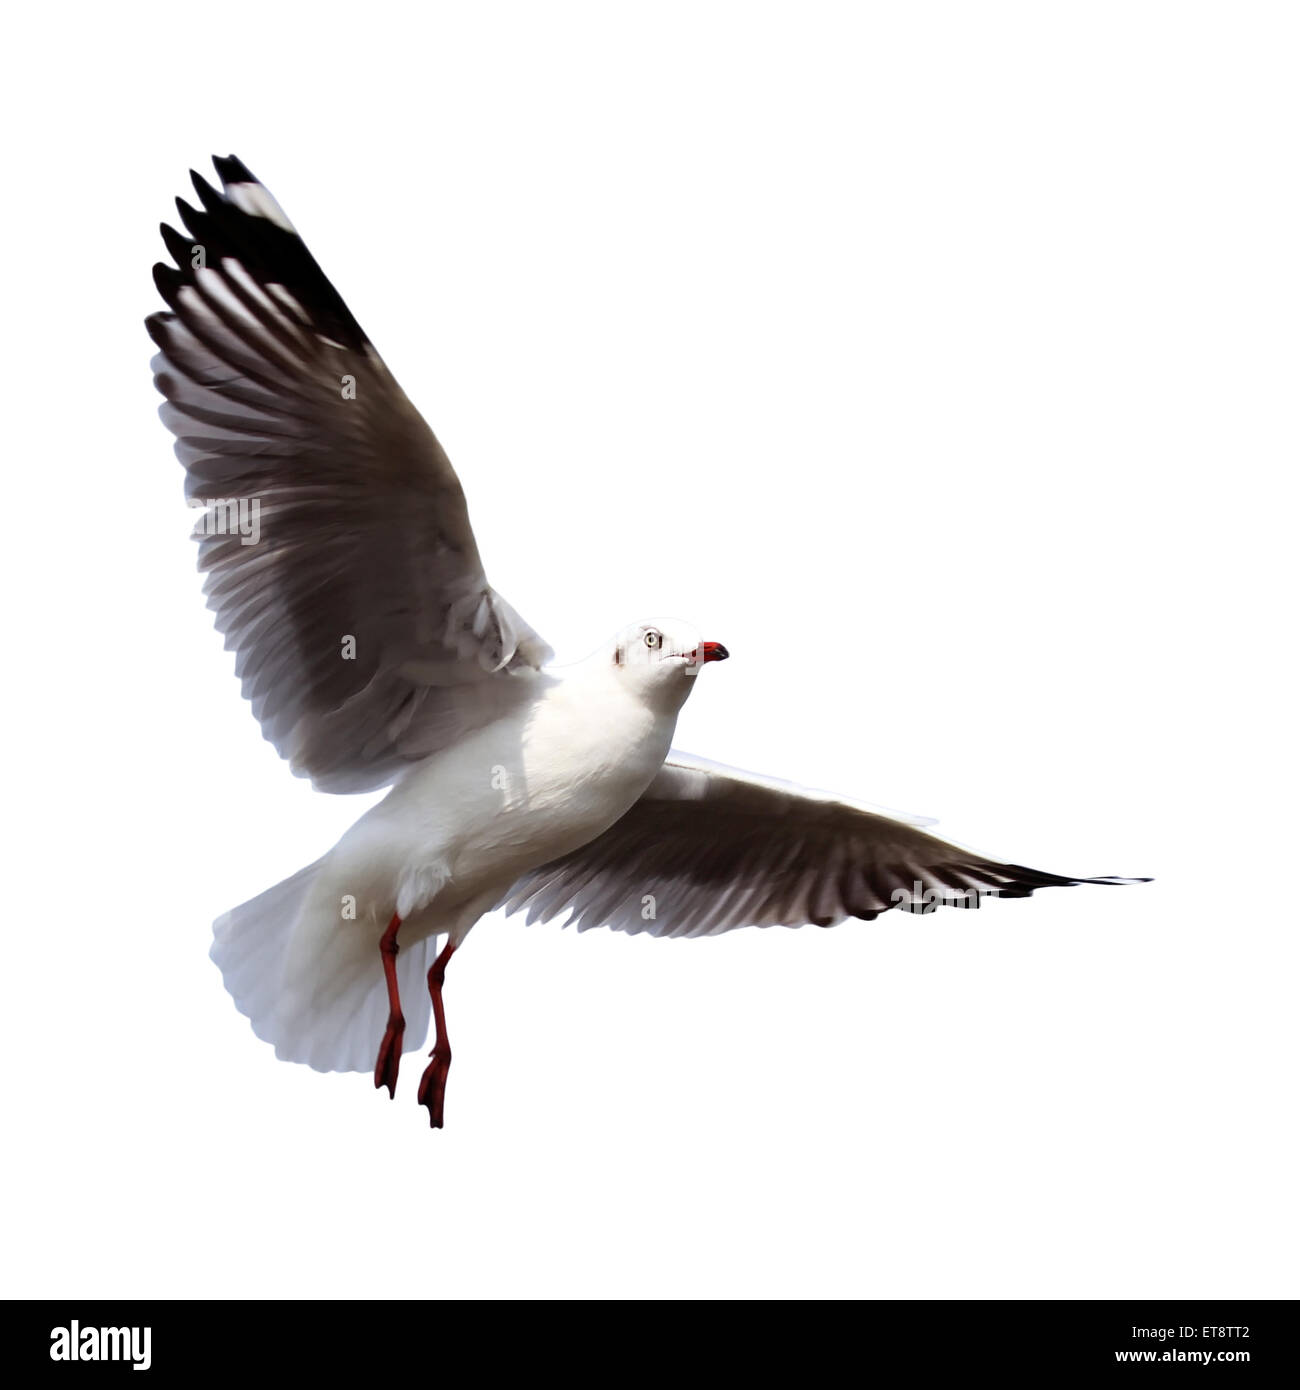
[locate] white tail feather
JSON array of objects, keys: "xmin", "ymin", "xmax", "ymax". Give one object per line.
[{"xmin": 211, "ymin": 859, "xmax": 439, "ymax": 1074}]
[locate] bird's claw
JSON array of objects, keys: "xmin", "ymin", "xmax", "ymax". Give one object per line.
[
  {"xmin": 373, "ymin": 1016, "xmax": 404, "ymax": 1098},
  {"xmin": 417, "ymin": 1047, "xmax": 451, "ymax": 1128}
]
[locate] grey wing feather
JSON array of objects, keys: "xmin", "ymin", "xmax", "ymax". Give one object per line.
[
  {"xmin": 502, "ymin": 752, "xmax": 1150, "ymax": 937},
  {"xmin": 148, "ymin": 155, "xmax": 551, "ymax": 792}
]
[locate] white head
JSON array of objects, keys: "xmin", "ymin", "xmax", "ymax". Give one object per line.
[{"xmin": 606, "ymin": 617, "xmax": 730, "ymax": 711}]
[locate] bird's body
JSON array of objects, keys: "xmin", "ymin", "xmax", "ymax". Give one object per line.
[
  {"xmin": 346, "ymin": 642, "xmax": 689, "ymax": 928},
  {"xmin": 150, "ymin": 156, "xmax": 1148, "ymax": 1127},
  {"xmin": 212, "ymin": 629, "xmax": 697, "ymax": 1085}
]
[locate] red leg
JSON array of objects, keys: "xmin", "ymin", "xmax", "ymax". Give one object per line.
[
  {"xmin": 417, "ymin": 938, "xmax": 457, "ymax": 1128},
  {"xmin": 373, "ymin": 912, "xmax": 404, "ymax": 1098}
]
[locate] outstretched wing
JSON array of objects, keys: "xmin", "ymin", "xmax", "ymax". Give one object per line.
[
  {"xmin": 147, "ymin": 155, "xmax": 551, "ymax": 792},
  {"xmin": 503, "ymin": 752, "xmax": 1149, "ymax": 936}
]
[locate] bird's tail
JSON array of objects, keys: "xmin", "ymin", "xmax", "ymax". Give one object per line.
[{"xmin": 210, "ymin": 858, "xmax": 439, "ymax": 1074}]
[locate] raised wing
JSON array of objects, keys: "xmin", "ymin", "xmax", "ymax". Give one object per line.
[
  {"xmin": 147, "ymin": 155, "xmax": 551, "ymax": 792},
  {"xmin": 503, "ymin": 752, "xmax": 1148, "ymax": 937}
]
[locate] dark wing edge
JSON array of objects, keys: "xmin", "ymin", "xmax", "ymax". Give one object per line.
[{"xmin": 500, "ymin": 752, "xmax": 1151, "ymax": 938}]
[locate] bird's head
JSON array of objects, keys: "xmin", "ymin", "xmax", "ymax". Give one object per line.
[{"xmin": 608, "ymin": 618, "xmax": 729, "ymax": 709}]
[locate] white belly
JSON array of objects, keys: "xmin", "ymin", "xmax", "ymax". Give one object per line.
[{"xmin": 328, "ymin": 669, "xmax": 677, "ymax": 938}]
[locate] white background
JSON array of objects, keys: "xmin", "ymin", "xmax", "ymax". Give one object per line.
[{"xmin": 3, "ymin": 2, "xmax": 1295, "ymax": 1299}]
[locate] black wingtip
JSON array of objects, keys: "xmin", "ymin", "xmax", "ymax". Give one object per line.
[
  {"xmin": 190, "ymin": 169, "xmax": 224, "ymax": 214},
  {"xmin": 213, "ymin": 153, "xmax": 257, "ymax": 187},
  {"xmin": 152, "ymin": 154, "xmax": 370, "ymax": 354},
  {"xmin": 159, "ymin": 221, "xmax": 192, "ymax": 267},
  {"xmin": 152, "ymin": 261, "xmax": 186, "ymax": 305}
]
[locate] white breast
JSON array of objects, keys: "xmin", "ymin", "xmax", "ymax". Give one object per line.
[{"xmin": 354, "ymin": 662, "xmax": 678, "ymax": 926}]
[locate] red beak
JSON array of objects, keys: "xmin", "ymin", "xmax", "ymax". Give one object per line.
[{"xmin": 698, "ymin": 641, "xmax": 730, "ymax": 663}]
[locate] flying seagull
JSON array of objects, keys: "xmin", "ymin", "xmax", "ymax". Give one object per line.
[{"xmin": 147, "ymin": 156, "xmax": 1148, "ymax": 1128}]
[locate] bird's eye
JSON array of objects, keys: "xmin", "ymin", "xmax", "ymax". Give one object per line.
[{"xmin": 644, "ymin": 630, "xmax": 662, "ymax": 649}]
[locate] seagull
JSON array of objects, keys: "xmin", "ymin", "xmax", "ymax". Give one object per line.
[{"xmin": 148, "ymin": 156, "xmax": 1149, "ymax": 1128}]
